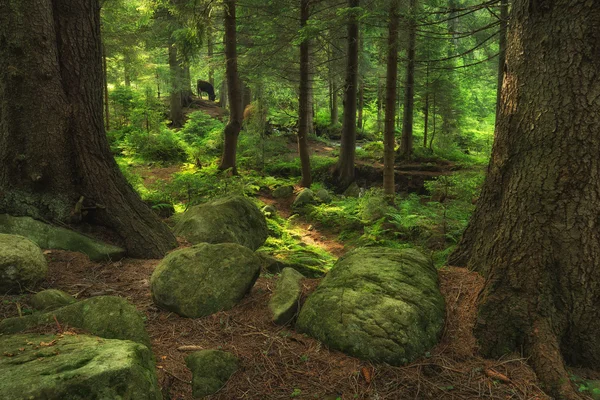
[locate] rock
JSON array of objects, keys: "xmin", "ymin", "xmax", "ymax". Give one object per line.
[
  {"xmin": 30, "ymin": 289, "xmax": 76, "ymax": 311},
  {"xmin": 342, "ymin": 182, "xmax": 361, "ymax": 198},
  {"xmin": 292, "ymin": 188, "xmax": 316, "ymax": 208},
  {"xmin": 0, "ymin": 234, "xmax": 47, "ymax": 293},
  {"xmin": 185, "ymin": 350, "xmax": 238, "ymax": 398},
  {"xmin": 174, "ymin": 196, "xmax": 268, "ymax": 251},
  {"xmin": 272, "ymin": 185, "xmax": 294, "ymax": 198},
  {"xmin": 315, "ymin": 188, "xmax": 333, "ymax": 204},
  {"xmin": 257, "ymin": 252, "xmax": 327, "ymax": 278},
  {"xmin": 0, "ymin": 296, "xmax": 151, "ymax": 347},
  {"xmin": 296, "ymin": 247, "xmax": 445, "ymax": 366},
  {"xmin": 151, "ymin": 243, "xmax": 261, "ymax": 318},
  {"xmin": 0, "ymin": 334, "xmax": 161, "ymax": 400},
  {"xmin": 269, "ymin": 268, "xmax": 305, "ymax": 325},
  {"xmin": 261, "ymin": 205, "xmax": 277, "ymax": 218},
  {"xmin": 0, "ymin": 214, "xmax": 125, "ymax": 261}
]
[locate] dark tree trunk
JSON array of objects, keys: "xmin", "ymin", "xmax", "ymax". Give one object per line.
[
  {"xmin": 0, "ymin": 0, "xmax": 176, "ymax": 258},
  {"xmin": 219, "ymin": 79, "xmax": 228, "ymax": 108},
  {"xmin": 168, "ymin": 37, "xmax": 183, "ymax": 128},
  {"xmin": 103, "ymin": 43, "xmax": 110, "ymax": 131},
  {"xmin": 423, "ymin": 62, "xmax": 429, "ymax": 148},
  {"xmin": 297, "ymin": 0, "xmax": 312, "ymax": 188},
  {"xmin": 429, "ymin": 92, "xmax": 436, "ymax": 150},
  {"xmin": 495, "ymin": 0, "xmax": 508, "ymax": 117},
  {"xmin": 218, "ymin": 0, "xmax": 242, "ymax": 174},
  {"xmin": 207, "ymin": 7, "xmax": 215, "ymax": 87},
  {"xmin": 383, "ymin": 0, "xmax": 400, "ymax": 198},
  {"xmin": 450, "ymin": 2, "xmax": 600, "ymax": 398},
  {"xmin": 335, "ymin": 0, "xmax": 359, "ymax": 189},
  {"xmin": 357, "ymin": 79, "xmax": 364, "ymax": 131},
  {"xmin": 181, "ymin": 64, "xmax": 193, "ymax": 107},
  {"xmin": 399, "ymin": 0, "xmax": 416, "ymax": 159},
  {"xmin": 330, "ymin": 81, "xmax": 339, "ymax": 125}
]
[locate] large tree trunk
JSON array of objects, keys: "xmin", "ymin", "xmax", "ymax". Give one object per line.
[
  {"xmin": 0, "ymin": 0, "xmax": 176, "ymax": 258},
  {"xmin": 218, "ymin": 0, "xmax": 242, "ymax": 174},
  {"xmin": 168, "ymin": 37, "xmax": 184, "ymax": 128},
  {"xmin": 399, "ymin": 0, "xmax": 416, "ymax": 159},
  {"xmin": 335, "ymin": 0, "xmax": 359, "ymax": 189},
  {"xmin": 383, "ymin": 0, "xmax": 400, "ymax": 198},
  {"xmin": 181, "ymin": 64, "xmax": 193, "ymax": 107},
  {"xmin": 450, "ymin": 2, "xmax": 600, "ymax": 399},
  {"xmin": 297, "ymin": 0, "xmax": 312, "ymax": 188}
]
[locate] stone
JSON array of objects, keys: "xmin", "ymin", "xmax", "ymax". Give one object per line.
[
  {"xmin": 269, "ymin": 268, "xmax": 305, "ymax": 325},
  {"xmin": 0, "ymin": 234, "xmax": 47, "ymax": 293},
  {"xmin": 342, "ymin": 182, "xmax": 361, "ymax": 198},
  {"xmin": 257, "ymin": 252, "xmax": 327, "ymax": 278},
  {"xmin": 261, "ymin": 205, "xmax": 277, "ymax": 218},
  {"xmin": 292, "ymin": 188, "xmax": 316, "ymax": 208},
  {"xmin": 0, "ymin": 334, "xmax": 161, "ymax": 400},
  {"xmin": 151, "ymin": 243, "xmax": 261, "ymax": 318},
  {"xmin": 185, "ymin": 350, "xmax": 238, "ymax": 398},
  {"xmin": 174, "ymin": 196, "xmax": 268, "ymax": 251},
  {"xmin": 272, "ymin": 185, "xmax": 294, "ymax": 198},
  {"xmin": 0, "ymin": 296, "xmax": 151, "ymax": 347},
  {"xmin": 315, "ymin": 188, "xmax": 333, "ymax": 204},
  {"xmin": 0, "ymin": 214, "xmax": 125, "ymax": 262},
  {"xmin": 30, "ymin": 289, "xmax": 76, "ymax": 311},
  {"xmin": 296, "ymin": 247, "xmax": 445, "ymax": 366}
]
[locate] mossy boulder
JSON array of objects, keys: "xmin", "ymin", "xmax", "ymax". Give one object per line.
[
  {"xmin": 261, "ymin": 205, "xmax": 277, "ymax": 218},
  {"xmin": 0, "ymin": 296, "xmax": 151, "ymax": 347},
  {"xmin": 269, "ymin": 268, "xmax": 305, "ymax": 325},
  {"xmin": 174, "ymin": 196, "xmax": 268, "ymax": 250},
  {"xmin": 342, "ymin": 182, "xmax": 362, "ymax": 198},
  {"xmin": 292, "ymin": 188, "xmax": 316, "ymax": 208},
  {"xmin": 0, "ymin": 334, "xmax": 161, "ymax": 400},
  {"xmin": 150, "ymin": 243, "xmax": 261, "ymax": 318},
  {"xmin": 185, "ymin": 350, "xmax": 238, "ymax": 398},
  {"xmin": 296, "ymin": 247, "xmax": 445, "ymax": 366},
  {"xmin": 315, "ymin": 188, "xmax": 333, "ymax": 204},
  {"xmin": 0, "ymin": 234, "xmax": 47, "ymax": 293},
  {"xmin": 30, "ymin": 289, "xmax": 76, "ymax": 311},
  {"xmin": 272, "ymin": 185, "xmax": 294, "ymax": 198},
  {"xmin": 0, "ymin": 214, "xmax": 125, "ymax": 261}
]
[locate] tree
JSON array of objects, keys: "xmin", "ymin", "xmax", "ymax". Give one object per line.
[
  {"xmin": 399, "ymin": 0, "xmax": 416, "ymax": 159},
  {"xmin": 218, "ymin": 0, "xmax": 243, "ymax": 174},
  {"xmin": 297, "ymin": 0, "xmax": 312, "ymax": 187},
  {"xmin": 0, "ymin": 0, "xmax": 176, "ymax": 258},
  {"xmin": 449, "ymin": 1, "xmax": 600, "ymax": 398}
]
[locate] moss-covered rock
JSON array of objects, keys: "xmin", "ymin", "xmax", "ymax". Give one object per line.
[
  {"xmin": 0, "ymin": 214, "xmax": 125, "ymax": 261},
  {"xmin": 0, "ymin": 296, "xmax": 151, "ymax": 347},
  {"xmin": 292, "ymin": 188, "xmax": 316, "ymax": 208},
  {"xmin": 30, "ymin": 289, "xmax": 76, "ymax": 311},
  {"xmin": 269, "ymin": 268, "xmax": 305, "ymax": 325},
  {"xmin": 150, "ymin": 243, "xmax": 261, "ymax": 318},
  {"xmin": 272, "ymin": 185, "xmax": 294, "ymax": 198},
  {"xmin": 315, "ymin": 188, "xmax": 333, "ymax": 204},
  {"xmin": 257, "ymin": 252, "xmax": 327, "ymax": 278},
  {"xmin": 185, "ymin": 350, "xmax": 238, "ymax": 398},
  {"xmin": 174, "ymin": 196, "xmax": 268, "ymax": 250},
  {"xmin": 296, "ymin": 247, "xmax": 445, "ymax": 366},
  {"xmin": 261, "ymin": 205, "xmax": 277, "ymax": 218},
  {"xmin": 343, "ymin": 182, "xmax": 362, "ymax": 198},
  {"xmin": 0, "ymin": 234, "xmax": 47, "ymax": 293},
  {"xmin": 0, "ymin": 334, "xmax": 161, "ymax": 400}
]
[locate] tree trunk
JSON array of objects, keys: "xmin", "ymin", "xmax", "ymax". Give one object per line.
[
  {"xmin": 495, "ymin": 0, "xmax": 508, "ymax": 118},
  {"xmin": 297, "ymin": 0, "xmax": 312, "ymax": 188},
  {"xmin": 218, "ymin": 0, "xmax": 242, "ymax": 174},
  {"xmin": 357, "ymin": 79, "xmax": 364, "ymax": 131},
  {"xmin": 102, "ymin": 43, "xmax": 110, "ymax": 131},
  {"xmin": 335, "ymin": 0, "xmax": 359, "ymax": 189},
  {"xmin": 331, "ymin": 80, "xmax": 339, "ymax": 125},
  {"xmin": 383, "ymin": 0, "xmax": 400, "ymax": 198},
  {"xmin": 123, "ymin": 51, "xmax": 131, "ymax": 87},
  {"xmin": 181, "ymin": 64, "xmax": 193, "ymax": 107},
  {"xmin": 219, "ymin": 79, "xmax": 228, "ymax": 108},
  {"xmin": 0, "ymin": 0, "xmax": 176, "ymax": 258},
  {"xmin": 423, "ymin": 62, "xmax": 429, "ymax": 148},
  {"xmin": 450, "ymin": 2, "xmax": 600, "ymax": 398},
  {"xmin": 168, "ymin": 37, "xmax": 183, "ymax": 128},
  {"xmin": 207, "ymin": 6, "xmax": 215, "ymax": 87},
  {"xmin": 399, "ymin": 0, "xmax": 416, "ymax": 159}
]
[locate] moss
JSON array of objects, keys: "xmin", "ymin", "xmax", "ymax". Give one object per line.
[
  {"xmin": 269, "ymin": 268, "xmax": 304, "ymax": 325},
  {"xmin": 185, "ymin": 350, "xmax": 238, "ymax": 398},
  {"xmin": 0, "ymin": 234, "xmax": 47, "ymax": 293},
  {"xmin": 30, "ymin": 289, "xmax": 76, "ymax": 311}
]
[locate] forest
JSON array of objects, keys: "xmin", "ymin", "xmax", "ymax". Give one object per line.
[{"xmin": 0, "ymin": 0, "xmax": 599, "ymax": 399}]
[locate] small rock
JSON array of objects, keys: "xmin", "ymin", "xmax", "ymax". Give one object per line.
[
  {"xmin": 185, "ymin": 350, "xmax": 238, "ymax": 398},
  {"xmin": 343, "ymin": 182, "xmax": 361, "ymax": 198},
  {"xmin": 269, "ymin": 268, "xmax": 305, "ymax": 325},
  {"xmin": 0, "ymin": 234, "xmax": 47, "ymax": 293},
  {"xmin": 272, "ymin": 185, "xmax": 294, "ymax": 198},
  {"xmin": 315, "ymin": 188, "xmax": 333, "ymax": 203},
  {"xmin": 261, "ymin": 205, "xmax": 277, "ymax": 218},
  {"xmin": 30, "ymin": 289, "xmax": 76, "ymax": 311},
  {"xmin": 292, "ymin": 189, "xmax": 316, "ymax": 208}
]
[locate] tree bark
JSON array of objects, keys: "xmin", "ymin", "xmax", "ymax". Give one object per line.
[
  {"xmin": 357, "ymin": 79, "xmax": 364, "ymax": 131},
  {"xmin": 218, "ymin": 0, "xmax": 242, "ymax": 174},
  {"xmin": 383, "ymin": 0, "xmax": 400, "ymax": 198},
  {"xmin": 451, "ymin": 1, "xmax": 600, "ymax": 398},
  {"xmin": 495, "ymin": 0, "xmax": 508, "ymax": 118},
  {"xmin": 207, "ymin": 6, "xmax": 215, "ymax": 87},
  {"xmin": 168, "ymin": 37, "xmax": 184, "ymax": 128},
  {"xmin": 399, "ymin": 0, "xmax": 416, "ymax": 159},
  {"xmin": 103, "ymin": 43, "xmax": 110, "ymax": 131},
  {"xmin": 297, "ymin": 0, "xmax": 312, "ymax": 188},
  {"xmin": 0, "ymin": 0, "xmax": 176, "ymax": 258},
  {"xmin": 335, "ymin": 0, "xmax": 359, "ymax": 189}
]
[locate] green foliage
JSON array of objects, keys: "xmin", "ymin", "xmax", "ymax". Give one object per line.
[{"xmin": 122, "ymin": 126, "xmax": 188, "ymax": 163}]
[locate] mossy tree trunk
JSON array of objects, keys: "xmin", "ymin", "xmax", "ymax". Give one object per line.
[
  {"xmin": 450, "ymin": 1, "xmax": 600, "ymax": 398},
  {"xmin": 0, "ymin": 0, "xmax": 176, "ymax": 258}
]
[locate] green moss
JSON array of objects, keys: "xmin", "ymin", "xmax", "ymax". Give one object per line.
[
  {"xmin": 30, "ymin": 289, "xmax": 76, "ymax": 311},
  {"xmin": 185, "ymin": 350, "xmax": 238, "ymax": 398},
  {"xmin": 269, "ymin": 268, "xmax": 304, "ymax": 325},
  {"xmin": 0, "ymin": 233, "xmax": 47, "ymax": 293}
]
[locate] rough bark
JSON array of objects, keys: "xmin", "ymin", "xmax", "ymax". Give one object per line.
[
  {"xmin": 181, "ymin": 64, "xmax": 193, "ymax": 107},
  {"xmin": 218, "ymin": 0, "xmax": 242, "ymax": 174},
  {"xmin": 168, "ymin": 37, "xmax": 183, "ymax": 128},
  {"xmin": 451, "ymin": 1, "xmax": 600, "ymax": 398},
  {"xmin": 297, "ymin": 0, "xmax": 312, "ymax": 188},
  {"xmin": 423, "ymin": 62, "xmax": 429, "ymax": 148},
  {"xmin": 357, "ymin": 79, "xmax": 364, "ymax": 131},
  {"xmin": 399, "ymin": 0, "xmax": 416, "ymax": 159},
  {"xmin": 383, "ymin": 0, "xmax": 400, "ymax": 198},
  {"xmin": 0, "ymin": 0, "xmax": 176, "ymax": 258}
]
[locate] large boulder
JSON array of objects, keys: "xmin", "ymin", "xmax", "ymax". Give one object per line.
[
  {"xmin": 151, "ymin": 243, "xmax": 261, "ymax": 318},
  {"xmin": 30, "ymin": 289, "xmax": 76, "ymax": 311},
  {"xmin": 0, "ymin": 296, "xmax": 151, "ymax": 347},
  {"xmin": 174, "ymin": 196, "xmax": 268, "ymax": 250},
  {"xmin": 0, "ymin": 334, "xmax": 161, "ymax": 400},
  {"xmin": 269, "ymin": 268, "xmax": 305, "ymax": 325},
  {"xmin": 296, "ymin": 247, "xmax": 445, "ymax": 366},
  {"xmin": 0, "ymin": 234, "xmax": 47, "ymax": 293},
  {"xmin": 292, "ymin": 188, "xmax": 316, "ymax": 208},
  {"xmin": 272, "ymin": 185, "xmax": 294, "ymax": 199},
  {"xmin": 185, "ymin": 350, "xmax": 238, "ymax": 398},
  {"xmin": 0, "ymin": 214, "xmax": 125, "ymax": 261}
]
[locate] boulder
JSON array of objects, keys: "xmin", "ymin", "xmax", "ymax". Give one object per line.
[
  {"xmin": 174, "ymin": 196, "xmax": 268, "ymax": 251},
  {"xmin": 292, "ymin": 188, "xmax": 316, "ymax": 208},
  {"xmin": 272, "ymin": 185, "xmax": 294, "ymax": 198},
  {"xmin": 185, "ymin": 350, "xmax": 238, "ymax": 398},
  {"xmin": 0, "ymin": 234, "xmax": 47, "ymax": 293},
  {"xmin": 0, "ymin": 214, "xmax": 125, "ymax": 261},
  {"xmin": 151, "ymin": 243, "xmax": 261, "ymax": 318},
  {"xmin": 30, "ymin": 289, "xmax": 76, "ymax": 311},
  {"xmin": 257, "ymin": 252, "xmax": 327, "ymax": 278},
  {"xmin": 269, "ymin": 268, "xmax": 305, "ymax": 325},
  {"xmin": 315, "ymin": 188, "xmax": 333, "ymax": 204},
  {"xmin": 342, "ymin": 182, "xmax": 361, "ymax": 198},
  {"xmin": 0, "ymin": 296, "xmax": 151, "ymax": 347},
  {"xmin": 261, "ymin": 205, "xmax": 277, "ymax": 218},
  {"xmin": 0, "ymin": 334, "xmax": 161, "ymax": 400},
  {"xmin": 296, "ymin": 247, "xmax": 445, "ymax": 366}
]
